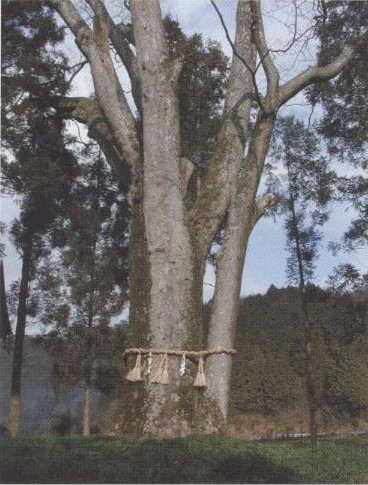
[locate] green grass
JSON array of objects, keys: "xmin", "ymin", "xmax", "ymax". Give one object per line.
[{"xmin": 0, "ymin": 435, "xmax": 367, "ymax": 483}]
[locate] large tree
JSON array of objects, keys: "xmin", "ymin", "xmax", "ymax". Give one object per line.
[{"xmin": 26, "ymin": 0, "xmax": 367, "ymax": 436}]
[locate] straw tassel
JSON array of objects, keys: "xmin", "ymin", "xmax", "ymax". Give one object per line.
[
  {"xmin": 125, "ymin": 354, "xmax": 143, "ymax": 382},
  {"xmin": 193, "ymin": 356, "xmax": 206, "ymax": 387},
  {"xmin": 152, "ymin": 353, "xmax": 170, "ymax": 385}
]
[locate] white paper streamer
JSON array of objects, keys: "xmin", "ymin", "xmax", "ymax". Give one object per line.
[
  {"xmin": 179, "ymin": 353, "xmax": 186, "ymax": 376},
  {"xmin": 146, "ymin": 352, "xmax": 153, "ymax": 375}
]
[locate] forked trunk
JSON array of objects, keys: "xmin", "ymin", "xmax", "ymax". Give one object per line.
[
  {"xmin": 48, "ymin": 0, "xmax": 365, "ymax": 441},
  {"xmin": 117, "ymin": 0, "xmax": 256, "ymax": 436}
]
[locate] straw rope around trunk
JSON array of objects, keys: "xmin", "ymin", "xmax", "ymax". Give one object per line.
[
  {"xmin": 124, "ymin": 347, "xmax": 236, "ymax": 386},
  {"xmin": 123, "ymin": 347, "xmax": 237, "ymax": 358}
]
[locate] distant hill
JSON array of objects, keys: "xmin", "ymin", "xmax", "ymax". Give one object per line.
[{"xmin": 228, "ymin": 285, "xmax": 368, "ymax": 437}]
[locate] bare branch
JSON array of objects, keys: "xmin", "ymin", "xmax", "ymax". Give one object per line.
[
  {"xmin": 279, "ymin": 31, "xmax": 368, "ymax": 106},
  {"xmin": 52, "ymin": 96, "xmax": 130, "ymax": 186},
  {"xmin": 49, "ymin": 0, "xmax": 140, "ymax": 176},
  {"xmin": 270, "ymin": 0, "xmax": 298, "ymax": 54},
  {"xmin": 210, "ymin": 0, "xmax": 264, "ymax": 109},
  {"xmin": 250, "ymin": 0, "xmax": 279, "ymax": 111},
  {"xmin": 67, "ymin": 60, "xmax": 88, "ymax": 85},
  {"xmin": 191, "ymin": 0, "xmax": 257, "ymax": 256}
]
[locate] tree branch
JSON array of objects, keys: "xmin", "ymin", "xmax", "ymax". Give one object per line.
[
  {"xmin": 47, "ymin": 0, "xmax": 94, "ymax": 58},
  {"xmin": 191, "ymin": 0, "xmax": 256, "ymax": 257},
  {"xmin": 52, "ymin": 96, "xmax": 130, "ymax": 187},
  {"xmin": 49, "ymin": 0, "xmax": 140, "ymax": 178},
  {"xmin": 67, "ymin": 60, "xmax": 88, "ymax": 85},
  {"xmin": 250, "ymin": 0, "xmax": 279, "ymax": 111},
  {"xmin": 210, "ymin": 0, "xmax": 263, "ymax": 109},
  {"xmin": 85, "ymin": 0, "xmax": 141, "ymax": 113},
  {"xmin": 252, "ymin": 193, "xmax": 278, "ymax": 227},
  {"xmin": 279, "ymin": 31, "xmax": 368, "ymax": 106}
]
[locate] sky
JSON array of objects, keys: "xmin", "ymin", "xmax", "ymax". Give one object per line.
[{"xmin": 1, "ymin": 0, "xmax": 366, "ymax": 312}]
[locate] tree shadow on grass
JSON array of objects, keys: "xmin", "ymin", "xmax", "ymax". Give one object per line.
[
  {"xmin": 213, "ymin": 454, "xmax": 302, "ymax": 484},
  {"xmin": 123, "ymin": 439, "xmax": 303, "ymax": 484},
  {"xmin": 0, "ymin": 437, "xmax": 303, "ymax": 484}
]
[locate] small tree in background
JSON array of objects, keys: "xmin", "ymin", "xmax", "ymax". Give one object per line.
[
  {"xmin": 36, "ymin": 148, "xmax": 128, "ymax": 436},
  {"xmin": 267, "ymin": 116, "xmax": 336, "ymax": 441}
]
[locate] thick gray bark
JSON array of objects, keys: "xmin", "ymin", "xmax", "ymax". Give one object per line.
[
  {"xmin": 191, "ymin": 0, "xmax": 256, "ymax": 255},
  {"xmin": 130, "ymin": 0, "xmax": 201, "ymax": 435},
  {"xmin": 49, "ymin": 0, "xmax": 140, "ymax": 176},
  {"xmin": 206, "ymin": 113, "xmax": 276, "ymax": 419}
]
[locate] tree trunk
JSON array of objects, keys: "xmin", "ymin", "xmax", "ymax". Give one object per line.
[
  {"xmin": 118, "ymin": 0, "xmax": 211, "ymax": 437},
  {"xmin": 116, "ymin": 0, "xmax": 257, "ymax": 437},
  {"xmin": 7, "ymin": 238, "xmax": 32, "ymax": 438},
  {"xmin": 207, "ymin": 113, "xmax": 276, "ymax": 420},
  {"xmin": 82, "ymin": 227, "xmax": 98, "ymax": 438},
  {"xmin": 82, "ymin": 376, "xmax": 92, "ymax": 437},
  {"xmin": 0, "ymin": 260, "xmax": 12, "ymax": 340},
  {"xmin": 119, "ymin": 196, "xmax": 222, "ymax": 436},
  {"xmin": 288, "ymin": 191, "xmax": 318, "ymax": 443}
]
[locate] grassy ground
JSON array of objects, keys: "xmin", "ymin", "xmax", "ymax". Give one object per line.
[{"xmin": 0, "ymin": 435, "xmax": 367, "ymax": 483}]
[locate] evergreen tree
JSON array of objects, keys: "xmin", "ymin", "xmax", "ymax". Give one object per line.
[
  {"xmin": 36, "ymin": 147, "xmax": 128, "ymax": 436},
  {"xmin": 267, "ymin": 116, "xmax": 335, "ymax": 441},
  {"xmin": 309, "ymin": 1, "xmax": 368, "ymax": 269},
  {"xmin": 1, "ymin": 0, "xmax": 77, "ymax": 437}
]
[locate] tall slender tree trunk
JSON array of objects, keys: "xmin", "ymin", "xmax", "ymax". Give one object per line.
[
  {"xmin": 0, "ymin": 260, "xmax": 12, "ymax": 340},
  {"xmin": 82, "ymin": 220, "xmax": 98, "ymax": 438},
  {"xmin": 288, "ymin": 193, "xmax": 317, "ymax": 443},
  {"xmin": 7, "ymin": 237, "xmax": 32, "ymax": 438},
  {"xmin": 82, "ymin": 375, "xmax": 92, "ymax": 437}
]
